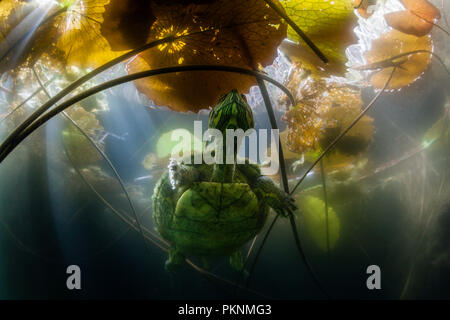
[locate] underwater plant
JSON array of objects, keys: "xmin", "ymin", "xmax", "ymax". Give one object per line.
[{"xmin": 0, "ymin": 0, "xmax": 448, "ymax": 299}]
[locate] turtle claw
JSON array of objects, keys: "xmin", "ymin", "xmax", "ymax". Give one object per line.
[{"xmin": 277, "ymin": 193, "xmax": 297, "ymax": 217}]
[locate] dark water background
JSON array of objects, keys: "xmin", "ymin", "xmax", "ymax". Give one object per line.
[{"xmin": 0, "ymin": 61, "xmax": 448, "ymax": 300}]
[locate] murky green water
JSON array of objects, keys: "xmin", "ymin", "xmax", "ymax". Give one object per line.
[{"xmin": 0, "ymin": 0, "xmax": 448, "ymax": 299}]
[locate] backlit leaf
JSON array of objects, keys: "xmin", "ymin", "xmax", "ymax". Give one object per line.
[
  {"xmin": 0, "ymin": 0, "xmax": 129, "ymax": 73},
  {"xmin": 279, "ymin": 0, "xmax": 358, "ymax": 76},
  {"xmin": 282, "ymin": 75, "xmax": 371, "ymax": 155},
  {"xmin": 385, "ymin": 0, "xmax": 441, "ymax": 37},
  {"xmin": 127, "ymin": 0, "xmax": 287, "ymax": 113},
  {"xmin": 364, "ymin": 29, "xmax": 432, "ymax": 89},
  {"xmin": 54, "ymin": 0, "xmax": 128, "ymax": 69}
]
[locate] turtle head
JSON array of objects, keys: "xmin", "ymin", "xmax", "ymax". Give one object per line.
[{"xmin": 208, "ymin": 89, "xmax": 254, "ymax": 134}]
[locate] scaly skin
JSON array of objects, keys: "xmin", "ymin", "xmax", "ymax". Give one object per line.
[{"xmin": 152, "ymin": 90, "xmax": 296, "ymax": 271}]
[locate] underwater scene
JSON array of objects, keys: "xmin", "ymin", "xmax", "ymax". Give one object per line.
[{"xmin": 0, "ymin": 0, "xmax": 448, "ymax": 300}]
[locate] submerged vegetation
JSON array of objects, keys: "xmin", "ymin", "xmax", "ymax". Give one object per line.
[{"xmin": 0, "ymin": 0, "xmax": 448, "ymax": 299}]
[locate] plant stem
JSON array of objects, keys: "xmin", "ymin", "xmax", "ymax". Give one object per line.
[
  {"xmin": 290, "ymin": 67, "xmax": 397, "ymax": 195},
  {"xmin": 249, "ymin": 78, "xmax": 330, "ymax": 298},
  {"xmin": 353, "ymin": 50, "xmax": 449, "ymax": 76},
  {"xmin": 0, "ymin": 65, "xmax": 294, "ymax": 163},
  {"xmin": 0, "ymin": 34, "xmax": 189, "ymax": 162},
  {"xmin": 0, "ymin": 76, "xmax": 57, "ymax": 125},
  {"xmin": 32, "ymin": 66, "xmax": 154, "ymax": 261},
  {"xmin": 264, "ymin": 0, "xmax": 328, "ymax": 63}
]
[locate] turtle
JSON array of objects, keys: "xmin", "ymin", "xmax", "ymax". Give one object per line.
[{"xmin": 152, "ymin": 89, "xmax": 297, "ymax": 271}]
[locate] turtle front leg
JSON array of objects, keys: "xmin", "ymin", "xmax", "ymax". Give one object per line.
[
  {"xmin": 238, "ymin": 163, "xmax": 297, "ymax": 217},
  {"xmin": 254, "ymin": 176, "xmax": 297, "ymax": 217},
  {"xmin": 168, "ymin": 158, "xmax": 200, "ymax": 190},
  {"xmin": 165, "ymin": 247, "xmax": 185, "ymax": 272}
]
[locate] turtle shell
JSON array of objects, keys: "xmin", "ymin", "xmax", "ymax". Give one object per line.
[{"xmin": 153, "ymin": 175, "xmax": 269, "ymax": 257}]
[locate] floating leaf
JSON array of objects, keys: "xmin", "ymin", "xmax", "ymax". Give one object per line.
[
  {"xmin": 101, "ymin": 0, "xmax": 155, "ymax": 51},
  {"xmin": 0, "ymin": 1, "xmax": 54, "ymax": 72},
  {"xmin": 364, "ymin": 29, "xmax": 432, "ymax": 89},
  {"xmin": 298, "ymin": 195, "xmax": 340, "ymax": 251},
  {"xmin": 385, "ymin": 0, "xmax": 441, "ymax": 37},
  {"xmin": 0, "ymin": 0, "xmax": 31, "ymax": 40},
  {"xmin": 0, "ymin": 0, "xmax": 129, "ymax": 73},
  {"xmin": 283, "ymin": 101, "xmax": 324, "ymax": 154},
  {"xmin": 54, "ymin": 0, "xmax": 128, "ymax": 69},
  {"xmin": 279, "ymin": 0, "xmax": 358, "ymax": 76},
  {"xmin": 128, "ymin": 0, "xmax": 287, "ymax": 112},
  {"xmin": 282, "ymin": 76, "xmax": 369, "ymax": 155}
]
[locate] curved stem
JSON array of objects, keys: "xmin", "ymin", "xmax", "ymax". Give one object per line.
[
  {"xmin": 264, "ymin": 0, "xmax": 328, "ymax": 63},
  {"xmin": 256, "ymin": 77, "xmax": 289, "ymax": 192},
  {"xmin": 0, "ymin": 76, "xmax": 57, "ymax": 125},
  {"xmin": 0, "ymin": 34, "xmax": 191, "ymax": 161},
  {"xmin": 409, "ymin": 10, "xmax": 450, "ymax": 37},
  {"xmin": 353, "ymin": 50, "xmax": 449, "ymax": 76},
  {"xmin": 244, "ymin": 213, "xmax": 279, "ymax": 288},
  {"xmin": 63, "ymin": 113, "xmax": 154, "ymax": 257},
  {"xmin": 0, "ymin": 20, "xmax": 289, "ymax": 160},
  {"xmin": 60, "ymin": 112, "xmax": 267, "ymax": 299},
  {"xmin": 253, "ymin": 78, "xmax": 329, "ymax": 298},
  {"xmin": 32, "ymin": 67, "xmax": 154, "ymax": 259},
  {"xmin": 291, "ymin": 67, "xmax": 397, "ymax": 195},
  {"xmin": 63, "ymin": 143, "xmax": 168, "ymax": 251},
  {"xmin": 0, "ymin": 65, "xmax": 294, "ymax": 163}
]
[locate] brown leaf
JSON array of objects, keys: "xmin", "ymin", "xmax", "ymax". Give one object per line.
[
  {"xmin": 282, "ymin": 76, "xmax": 369, "ymax": 155},
  {"xmin": 0, "ymin": 1, "xmax": 54, "ymax": 72},
  {"xmin": 101, "ymin": 0, "xmax": 156, "ymax": 51},
  {"xmin": 54, "ymin": 0, "xmax": 127, "ymax": 69},
  {"xmin": 127, "ymin": 0, "xmax": 287, "ymax": 113},
  {"xmin": 279, "ymin": 0, "xmax": 358, "ymax": 77},
  {"xmin": 364, "ymin": 29, "xmax": 432, "ymax": 89},
  {"xmin": 0, "ymin": 0, "xmax": 128, "ymax": 73},
  {"xmin": 385, "ymin": 0, "xmax": 441, "ymax": 36}
]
